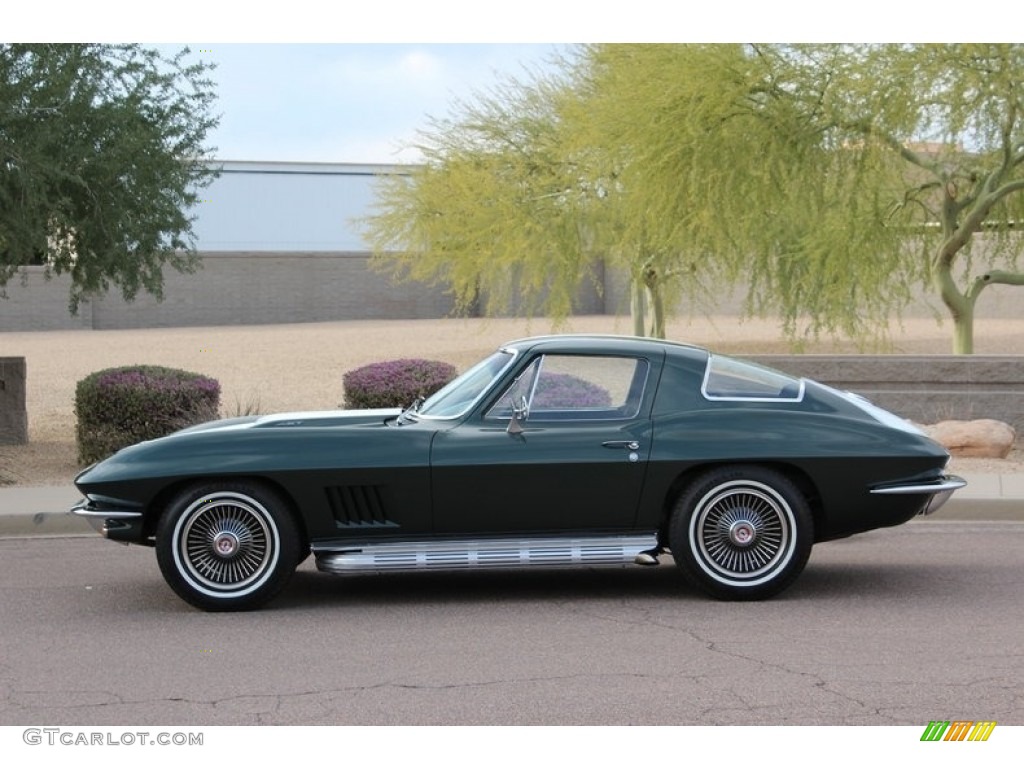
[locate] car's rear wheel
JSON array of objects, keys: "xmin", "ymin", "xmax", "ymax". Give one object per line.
[
  {"xmin": 669, "ymin": 466, "xmax": 813, "ymax": 600},
  {"xmin": 156, "ymin": 481, "xmax": 300, "ymax": 611}
]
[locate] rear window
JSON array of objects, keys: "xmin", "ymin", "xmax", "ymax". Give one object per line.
[{"xmin": 702, "ymin": 355, "xmax": 804, "ymax": 401}]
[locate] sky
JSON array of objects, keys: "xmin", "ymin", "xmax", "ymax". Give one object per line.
[{"xmin": 178, "ymin": 44, "xmax": 564, "ymax": 164}]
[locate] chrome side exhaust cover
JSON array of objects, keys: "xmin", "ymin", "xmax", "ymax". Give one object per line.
[{"xmin": 314, "ymin": 533, "xmax": 658, "ymax": 574}]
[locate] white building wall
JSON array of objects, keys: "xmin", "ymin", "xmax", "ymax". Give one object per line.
[{"xmin": 192, "ymin": 160, "xmax": 399, "ymax": 252}]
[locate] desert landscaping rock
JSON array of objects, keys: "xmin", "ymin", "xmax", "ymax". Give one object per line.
[{"xmin": 922, "ymin": 419, "xmax": 1017, "ymax": 458}]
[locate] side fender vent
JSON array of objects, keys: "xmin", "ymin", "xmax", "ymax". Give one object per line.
[{"xmin": 325, "ymin": 485, "xmax": 397, "ymax": 529}]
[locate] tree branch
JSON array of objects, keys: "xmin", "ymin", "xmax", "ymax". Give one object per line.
[
  {"xmin": 981, "ymin": 269, "xmax": 1024, "ymax": 286},
  {"xmin": 968, "ymin": 269, "xmax": 1024, "ymax": 304}
]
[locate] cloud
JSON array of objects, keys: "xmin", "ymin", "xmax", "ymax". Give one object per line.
[{"xmin": 397, "ymin": 49, "xmax": 444, "ymax": 80}]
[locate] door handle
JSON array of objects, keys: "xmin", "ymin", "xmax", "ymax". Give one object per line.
[{"xmin": 602, "ymin": 440, "xmax": 640, "ymax": 450}]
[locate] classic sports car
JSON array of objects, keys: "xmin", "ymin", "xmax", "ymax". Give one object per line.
[{"xmin": 72, "ymin": 335, "xmax": 965, "ymax": 611}]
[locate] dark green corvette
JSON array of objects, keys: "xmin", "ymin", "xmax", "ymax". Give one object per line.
[{"xmin": 72, "ymin": 335, "xmax": 965, "ymax": 611}]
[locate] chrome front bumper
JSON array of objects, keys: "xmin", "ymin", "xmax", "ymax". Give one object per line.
[{"xmin": 70, "ymin": 498, "xmax": 144, "ymax": 541}]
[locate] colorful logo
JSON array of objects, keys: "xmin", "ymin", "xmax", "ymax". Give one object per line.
[{"xmin": 920, "ymin": 721, "xmax": 996, "ymax": 742}]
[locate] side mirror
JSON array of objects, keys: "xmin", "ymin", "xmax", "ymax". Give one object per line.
[{"xmin": 507, "ymin": 395, "xmax": 529, "ymax": 436}]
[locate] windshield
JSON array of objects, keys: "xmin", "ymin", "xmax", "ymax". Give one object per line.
[{"xmin": 416, "ymin": 350, "xmax": 516, "ymax": 419}]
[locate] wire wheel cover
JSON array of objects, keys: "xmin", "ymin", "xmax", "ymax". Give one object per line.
[
  {"xmin": 178, "ymin": 495, "xmax": 275, "ymax": 591},
  {"xmin": 690, "ymin": 481, "xmax": 795, "ymax": 584}
]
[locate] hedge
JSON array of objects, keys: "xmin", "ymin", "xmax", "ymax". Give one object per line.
[
  {"xmin": 533, "ymin": 373, "xmax": 612, "ymax": 409},
  {"xmin": 343, "ymin": 358, "xmax": 457, "ymax": 410},
  {"xmin": 75, "ymin": 365, "xmax": 221, "ymax": 464}
]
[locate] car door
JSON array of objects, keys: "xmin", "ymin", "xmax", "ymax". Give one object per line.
[{"xmin": 429, "ymin": 353, "xmax": 656, "ymax": 535}]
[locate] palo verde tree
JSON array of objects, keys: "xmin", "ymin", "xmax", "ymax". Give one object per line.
[
  {"xmin": 560, "ymin": 45, "xmax": 763, "ymax": 338},
  {"xmin": 365, "ymin": 44, "xmax": 1024, "ymax": 351},
  {"xmin": 845, "ymin": 44, "xmax": 1024, "ymax": 354},
  {"xmin": 361, "ymin": 55, "xmax": 708, "ymax": 339},
  {"xmin": 579, "ymin": 43, "xmax": 1024, "ymax": 353},
  {"xmin": 362, "ymin": 68, "xmax": 608, "ymax": 327},
  {"xmin": 363, "ymin": 44, "xmax": 898, "ymax": 341},
  {"xmin": 0, "ymin": 44, "xmax": 218, "ymax": 313},
  {"xmin": 567, "ymin": 44, "xmax": 917, "ymax": 345}
]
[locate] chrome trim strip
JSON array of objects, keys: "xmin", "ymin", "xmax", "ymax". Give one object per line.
[
  {"xmin": 314, "ymin": 533, "xmax": 658, "ymax": 574},
  {"xmin": 72, "ymin": 508, "xmax": 144, "ymax": 519},
  {"xmin": 869, "ymin": 476, "xmax": 967, "ymax": 496},
  {"xmin": 70, "ymin": 499, "xmax": 144, "ymax": 538}
]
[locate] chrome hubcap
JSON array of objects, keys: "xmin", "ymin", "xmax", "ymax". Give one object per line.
[
  {"xmin": 213, "ymin": 531, "xmax": 241, "ymax": 557},
  {"xmin": 690, "ymin": 480, "xmax": 795, "ymax": 585},
  {"xmin": 728, "ymin": 520, "xmax": 756, "ymax": 547}
]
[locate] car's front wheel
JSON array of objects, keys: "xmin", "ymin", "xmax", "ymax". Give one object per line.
[
  {"xmin": 669, "ymin": 466, "xmax": 813, "ymax": 600},
  {"xmin": 156, "ymin": 481, "xmax": 301, "ymax": 611}
]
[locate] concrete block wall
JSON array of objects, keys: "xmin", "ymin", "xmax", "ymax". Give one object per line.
[
  {"xmin": 0, "ymin": 252, "xmax": 458, "ymax": 331},
  {"xmin": 0, "ymin": 357, "xmax": 28, "ymax": 445},
  {"xmin": 89, "ymin": 252, "xmax": 458, "ymax": 329},
  {"xmin": 747, "ymin": 355, "xmax": 1024, "ymax": 433},
  {"xmin": 2, "ymin": 253, "xmax": 1022, "ymax": 332},
  {"xmin": 601, "ymin": 263, "xmax": 1024, "ymax": 321},
  {"xmin": 0, "ymin": 268, "xmax": 93, "ymax": 331}
]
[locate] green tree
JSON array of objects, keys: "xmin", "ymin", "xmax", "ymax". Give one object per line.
[
  {"xmin": 579, "ymin": 44, "xmax": 1024, "ymax": 353},
  {"xmin": 362, "ymin": 57, "xmax": 707, "ymax": 338},
  {"xmin": 365, "ymin": 44, "xmax": 1024, "ymax": 352},
  {"xmin": 558, "ymin": 45, "xmax": 749, "ymax": 338},
  {"xmin": 849, "ymin": 44, "xmax": 1024, "ymax": 354},
  {"xmin": 0, "ymin": 44, "xmax": 218, "ymax": 312},
  {"xmin": 363, "ymin": 69, "xmax": 601, "ymax": 325}
]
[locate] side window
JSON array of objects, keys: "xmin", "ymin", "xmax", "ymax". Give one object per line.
[
  {"xmin": 702, "ymin": 354, "xmax": 804, "ymax": 401},
  {"xmin": 487, "ymin": 355, "xmax": 648, "ymax": 420}
]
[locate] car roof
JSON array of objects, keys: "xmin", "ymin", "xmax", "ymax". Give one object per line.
[{"xmin": 500, "ymin": 334, "xmax": 709, "ymax": 362}]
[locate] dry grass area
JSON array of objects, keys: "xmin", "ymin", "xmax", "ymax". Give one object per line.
[{"xmin": 2, "ymin": 313, "xmax": 1023, "ymax": 486}]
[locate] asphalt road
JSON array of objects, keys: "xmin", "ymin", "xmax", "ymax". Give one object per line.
[{"xmin": 1, "ymin": 520, "xmax": 1022, "ymax": 726}]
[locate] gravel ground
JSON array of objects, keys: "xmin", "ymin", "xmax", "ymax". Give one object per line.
[{"xmin": 1, "ymin": 314, "xmax": 1022, "ymax": 486}]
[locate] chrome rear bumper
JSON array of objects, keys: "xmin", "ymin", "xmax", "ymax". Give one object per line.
[{"xmin": 870, "ymin": 475, "xmax": 967, "ymax": 515}]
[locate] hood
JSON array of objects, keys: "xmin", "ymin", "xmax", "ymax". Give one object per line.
[
  {"xmin": 75, "ymin": 407, "xmax": 408, "ymax": 489},
  {"xmin": 174, "ymin": 408, "xmax": 403, "ymax": 435}
]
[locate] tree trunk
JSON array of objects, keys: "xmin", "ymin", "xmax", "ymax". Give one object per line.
[
  {"xmin": 935, "ymin": 250, "xmax": 975, "ymax": 355},
  {"xmin": 647, "ymin": 282, "xmax": 666, "ymax": 339},
  {"xmin": 952, "ymin": 312, "xmax": 974, "ymax": 355},
  {"xmin": 631, "ymin": 278, "xmax": 646, "ymax": 337}
]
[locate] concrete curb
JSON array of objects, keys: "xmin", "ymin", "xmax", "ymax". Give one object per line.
[
  {"xmin": 0, "ymin": 486, "xmax": 93, "ymax": 537},
  {"xmin": 0, "ymin": 475, "xmax": 1021, "ymax": 538},
  {"xmin": 933, "ymin": 498, "xmax": 1024, "ymax": 522}
]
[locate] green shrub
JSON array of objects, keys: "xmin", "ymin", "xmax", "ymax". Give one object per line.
[
  {"xmin": 343, "ymin": 358, "xmax": 457, "ymax": 410},
  {"xmin": 75, "ymin": 365, "xmax": 221, "ymax": 464}
]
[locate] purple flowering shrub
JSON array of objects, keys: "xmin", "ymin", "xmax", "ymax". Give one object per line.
[
  {"xmin": 343, "ymin": 358, "xmax": 457, "ymax": 410},
  {"xmin": 532, "ymin": 373, "xmax": 612, "ymax": 409},
  {"xmin": 75, "ymin": 366, "xmax": 221, "ymax": 464}
]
